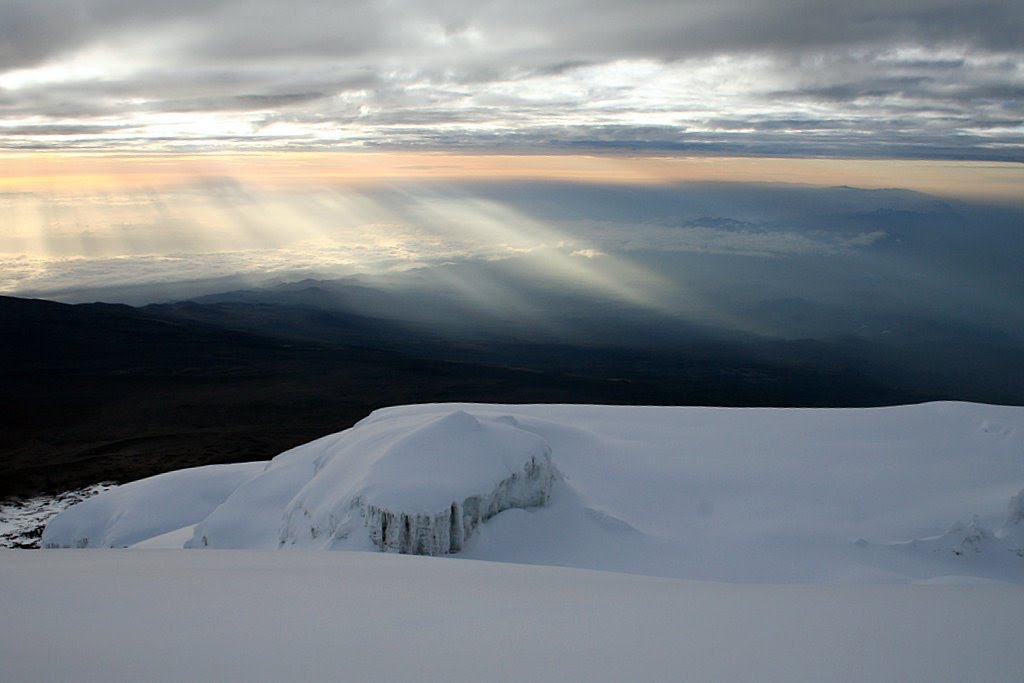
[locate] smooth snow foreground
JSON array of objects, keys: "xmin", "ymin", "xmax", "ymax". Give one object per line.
[
  {"xmin": 42, "ymin": 401, "xmax": 1024, "ymax": 584},
  {"xmin": 4, "ymin": 549, "xmax": 1024, "ymax": 683}
]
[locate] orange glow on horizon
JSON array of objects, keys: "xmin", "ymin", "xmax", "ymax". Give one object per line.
[{"xmin": 0, "ymin": 152, "xmax": 1021, "ymax": 203}]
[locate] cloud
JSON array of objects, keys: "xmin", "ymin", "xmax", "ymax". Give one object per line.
[
  {"xmin": 0, "ymin": 2, "xmax": 90, "ymax": 71},
  {"xmin": 0, "ymin": 180, "xmax": 920, "ymax": 303},
  {"xmin": 0, "ymin": 1, "xmax": 1021, "ymax": 158},
  {"xmin": 3, "ymin": 0, "xmax": 1021, "ymax": 66}
]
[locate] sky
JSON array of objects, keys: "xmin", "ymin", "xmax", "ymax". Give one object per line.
[
  {"xmin": 1, "ymin": 0, "xmax": 1022, "ymax": 158},
  {"xmin": 0, "ymin": 0, "xmax": 1021, "ymax": 303}
]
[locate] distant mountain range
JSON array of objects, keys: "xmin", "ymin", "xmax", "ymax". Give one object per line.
[{"xmin": 3, "ymin": 276, "xmax": 1022, "ymax": 499}]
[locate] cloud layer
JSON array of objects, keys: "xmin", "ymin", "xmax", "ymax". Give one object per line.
[{"xmin": 0, "ymin": 0, "xmax": 1022, "ymax": 158}]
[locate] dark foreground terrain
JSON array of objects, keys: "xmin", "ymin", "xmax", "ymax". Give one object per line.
[{"xmin": 2, "ymin": 292, "xmax": 1017, "ymax": 500}]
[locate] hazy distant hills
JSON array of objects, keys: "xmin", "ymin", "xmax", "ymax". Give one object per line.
[
  {"xmin": 4, "ymin": 280, "xmax": 1022, "ymax": 499},
  {"xmin": 171, "ymin": 274, "xmax": 1024, "ymax": 405}
]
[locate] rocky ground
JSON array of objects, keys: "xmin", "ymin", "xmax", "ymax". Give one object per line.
[{"xmin": 0, "ymin": 484, "xmax": 115, "ymax": 548}]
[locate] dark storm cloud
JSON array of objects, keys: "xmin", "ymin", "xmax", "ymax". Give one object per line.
[
  {"xmin": 773, "ymin": 79, "xmax": 1024, "ymax": 107},
  {"xmin": 0, "ymin": 0, "xmax": 1021, "ymax": 158},
  {"xmin": 0, "ymin": 2, "xmax": 95, "ymax": 70},
  {"xmin": 0, "ymin": 0, "xmax": 220, "ymax": 70},
  {"xmin": 0, "ymin": 66, "xmax": 378, "ymax": 119},
  {"xmin": 3, "ymin": 0, "xmax": 1021, "ymax": 68},
  {"xmin": 0, "ymin": 123, "xmax": 133, "ymax": 135},
  {"xmin": 419, "ymin": 0, "xmax": 1024, "ymax": 59},
  {"xmin": 151, "ymin": 92, "xmax": 331, "ymax": 114},
  {"xmin": 333, "ymin": 123, "xmax": 1022, "ymax": 163},
  {"xmin": 0, "ymin": 0, "xmax": 393, "ymax": 72}
]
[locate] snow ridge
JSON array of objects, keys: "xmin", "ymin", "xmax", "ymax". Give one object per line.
[{"xmin": 40, "ymin": 463, "xmax": 264, "ymax": 549}]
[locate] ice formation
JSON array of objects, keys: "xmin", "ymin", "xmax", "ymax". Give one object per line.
[
  {"xmin": 40, "ymin": 401, "xmax": 1024, "ymax": 583},
  {"xmin": 869, "ymin": 487, "xmax": 1024, "ymax": 563},
  {"xmin": 1003, "ymin": 488, "xmax": 1024, "ymax": 531},
  {"xmin": 186, "ymin": 410, "xmax": 559, "ymax": 555},
  {"xmin": 999, "ymin": 488, "xmax": 1024, "ymax": 555},
  {"xmin": 280, "ymin": 410, "xmax": 557, "ymax": 554},
  {"xmin": 931, "ymin": 516, "xmax": 995, "ymax": 556},
  {"xmin": 359, "ymin": 456, "xmax": 553, "ymax": 554}
]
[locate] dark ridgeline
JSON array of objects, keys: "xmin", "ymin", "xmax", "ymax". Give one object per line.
[
  {"xmin": 1, "ymin": 291, "xmax": 1018, "ymax": 500},
  {"xmin": 0, "ymin": 295, "xmax": 651, "ymax": 499}
]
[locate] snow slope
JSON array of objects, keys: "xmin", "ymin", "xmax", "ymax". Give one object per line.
[
  {"xmin": 3, "ymin": 549, "xmax": 1023, "ymax": 683},
  {"xmin": 41, "ymin": 463, "xmax": 264, "ymax": 549},
  {"xmin": 0, "ymin": 483, "xmax": 115, "ymax": 548},
  {"xmin": 42, "ymin": 401, "xmax": 1024, "ymax": 583},
  {"xmin": 13, "ymin": 402, "xmax": 1024, "ymax": 682}
]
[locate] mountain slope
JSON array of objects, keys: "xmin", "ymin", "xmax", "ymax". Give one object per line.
[{"xmin": 0, "ymin": 296, "xmax": 663, "ymax": 498}]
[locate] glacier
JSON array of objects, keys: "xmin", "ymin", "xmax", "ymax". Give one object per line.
[
  {"xmin": 20, "ymin": 401, "xmax": 1024, "ymax": 683},
  {"xmin": 188, "ymin": 410, "xmax": 559, "ymax": 554},
  {"xmin": 38, "ymin": 401, "xmax": 1024, "ymax": 583}
]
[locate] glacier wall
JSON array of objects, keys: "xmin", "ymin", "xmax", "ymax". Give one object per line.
[
  {"xmin": 364, "ymin": 450, "xmax": 556, "ymax": 555},
  {"xmin": 177, "ymin": 409, "xmax": 564, "ymax": 554}
]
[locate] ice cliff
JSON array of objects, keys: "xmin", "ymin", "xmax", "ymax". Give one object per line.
[
  {"xmin": 188, "ymin": 410, "xmax": 559, "ymax": 555},
  {"xmin": 360, "ymin": 450, "xmax": 554, "ymax": 554}
]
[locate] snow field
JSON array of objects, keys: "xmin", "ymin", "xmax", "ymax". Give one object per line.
[
  {"xmin": 3, "ymin": 549, "xmax": 1023, "ymax": 683},
  {"xmin": 41, "ymin": 402, "xmax": 1024, "ymax": 583},
  {"xmin": 16, "ymin": 401, "xmax": 1024, "ymax": 682}
]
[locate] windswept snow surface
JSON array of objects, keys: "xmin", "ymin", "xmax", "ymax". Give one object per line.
[
  {"xmin": 40, "ymin": 463, "xmax": 264, "ymax": 549},
  {"xmin": 15, "ymin": 402, "xmax": 1024, "ymax": 682},
  {"xmin": 3, "ymin": 550, "xmax": 1024, "ymax": 683},
  {"xmin": 43, "ymin": 402, "xmax": 1024, "ymax": 583}
]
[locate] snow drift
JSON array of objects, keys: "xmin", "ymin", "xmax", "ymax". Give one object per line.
[
  {"xmin": 40, "ymin": 462, "xmax": 264, "ymax": 549},
  {"xmin": 6, "ymin": 550, "xmax": 1024, "ymax": 683}
]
